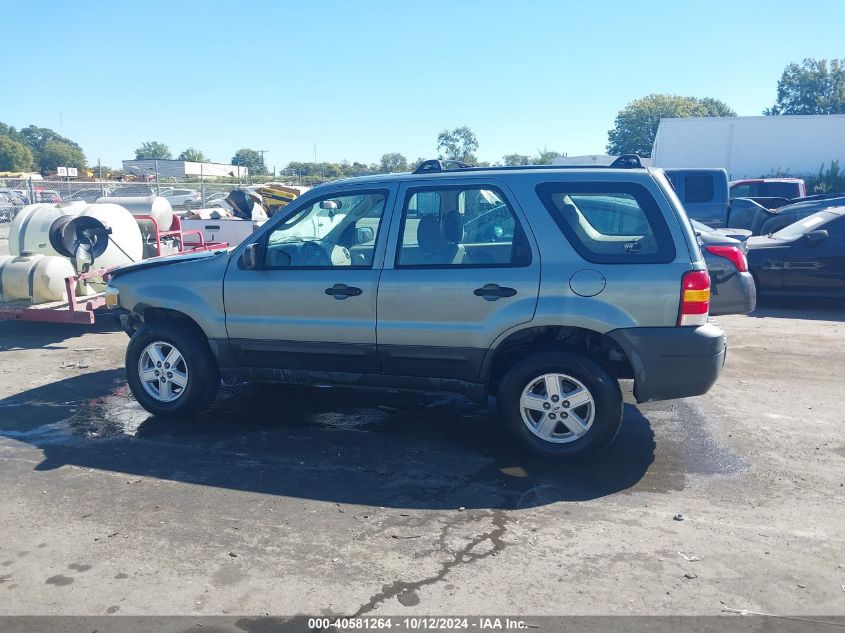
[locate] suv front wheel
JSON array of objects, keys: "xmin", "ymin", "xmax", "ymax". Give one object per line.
[
  {"xmin": 126, "ymin": 321, "xmax": 220, "ymax": 417},
  {"xmin": 497, "ymin": 350, "xmax": 623, "ymax": 459}
]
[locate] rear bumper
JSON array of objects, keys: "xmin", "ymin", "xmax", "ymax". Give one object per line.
[
  {"xmin": 710, "ymin": 270, "xmax": 757, "ymax": 316},
  {"xmin": 608, "ymin": 323, "xmax": 726, "ymax": 403}
]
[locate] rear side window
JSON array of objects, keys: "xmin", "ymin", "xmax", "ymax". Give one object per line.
[
  {"xmin": 397, "ymin": 185, "xmax": 531, "ymax": 268},
  {"xmin": 730, "ymin": 183, "xmax": 756, "ymax": 198},
  {"xmin": 685, "ymin": 175, "xmax": 714, "ymax": 202},
  {"xmin": 536, "ymin": 182, "xmax": 676, "ymax": 264}
]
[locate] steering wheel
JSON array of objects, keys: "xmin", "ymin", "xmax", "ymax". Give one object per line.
[{"xmin": 301, "ymin": 241, "xmax": 332, "ymax": 266}]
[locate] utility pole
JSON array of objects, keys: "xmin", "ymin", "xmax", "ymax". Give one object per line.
[{"xmin": 257, "ymin": 149, "xmax": 269, "ymax": 177}]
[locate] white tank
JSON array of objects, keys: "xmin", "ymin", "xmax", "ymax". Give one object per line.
[
  {"xmin": 98, "ymin": 196, "xmax": 174, "ymax": 231},
  {"xmin": 9, "ymin": 202, "xmax": 86, "ymax": 256},
  {"xmin": 76, "ymin": 203, "xmax": 144, "ymax": 268},
  {"xmin": 0, "ymin": 252, "xmax": 77, "ymax": 303}
]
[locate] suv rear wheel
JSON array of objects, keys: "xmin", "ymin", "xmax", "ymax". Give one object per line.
[
  {"xmin": 497, "ymin": 350, "xmax": 623, "ymax": 459},
  {"xmin": 126, "ymin": 321, "xmax": 220, "ymax": 417}
]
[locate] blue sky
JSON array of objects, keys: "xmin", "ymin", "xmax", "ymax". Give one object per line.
[{"xmin": 3, "ymin": 0, "xmax": 844, "ymax": 170}]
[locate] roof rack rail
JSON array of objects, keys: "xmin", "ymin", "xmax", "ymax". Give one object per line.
[
  {"xmin": 609, "ymin": 154, "xmax": 643, "ymax": 168},
  {"xmin": 413, "ymin": 159, "xmax": 473, "ymax": 174}
]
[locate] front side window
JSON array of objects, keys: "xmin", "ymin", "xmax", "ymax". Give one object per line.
[
  {"xmin": 730, "ymin": 183, "xmax": 756, "ymax": 198},
  {"xmin": 536, "ymin": 182, "xmax": 676, "ymax": 264},
  {"xmin": 396, "ymin": 185, "xmax": 531, "ymax": 267},
  {"xmin": 262, "ymin": 190, "xmax": 387, "ymax": 268}
]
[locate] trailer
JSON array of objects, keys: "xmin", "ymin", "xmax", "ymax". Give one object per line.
[
  {"xmin": 651, "ymin": 114, "xmax": 845, "ymax": 179},
  {"xmin": 0, "ymin": 214, "xmax": 227, "ymax": 325}
]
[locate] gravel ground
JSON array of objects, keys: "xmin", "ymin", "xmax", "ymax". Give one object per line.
[{"xmin": 0, "ymin": 222, "xmax": 843, "ymax": 617}]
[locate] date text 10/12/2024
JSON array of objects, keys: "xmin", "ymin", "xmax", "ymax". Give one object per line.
[{"xmin": 307, "ymin": 617, "xmax": 529, "ymax": 630}]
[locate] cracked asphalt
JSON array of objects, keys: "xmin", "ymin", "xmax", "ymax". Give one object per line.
[{"xmin": 0, "ymin": 225, "xmax": 844, "ymax": 616}]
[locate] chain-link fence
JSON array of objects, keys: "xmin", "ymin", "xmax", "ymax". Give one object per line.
[{"xmin": 0, "ymin": 178, "xmax": 301, "ymax": 217}]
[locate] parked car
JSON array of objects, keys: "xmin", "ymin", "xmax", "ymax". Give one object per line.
[
  {"xmin": 106, "ymin": 157, "xmax": 726, "ymax": 459},
  {"xmin": 690, "ymin": 220, "xmax": 756, "ymax": 315},
  {"xmin": 747, "ymin": 207, "xmax": 845, "ymax": 297},
  {"xmin": 67, "ymin": 188, "xmax": 111, "ymax": 203},
  {"xmin": 664, "ymin": 168, "xmax": 730, "ymax": 228},
  {"xmin": 730, "ymin": 178, "xmax": 806, "ymax": 200},
  {"xmin": 111, "ymin": 185, "xmax": 155, "ymax": 197},
  {"xmin": 12, "ymin": 189, "xmax": 30, "ymax": 204},
  {"xmin": 753, "ymin": 196, "xmax": 845, "ymax": 236},
  {"xmin": 161, "ymin": 188, "xmax": 201, "ymax": 209},
  {"xmin": 35, "ymin": 189, "xmax": 62, "ymax": 203},
  {"xmin": 205, "ymin": 192, "xmax": 229, "ymax": 205},
  {"xmin": 0, "ymin": 193, "xmax": 18, "ymax": 222}
]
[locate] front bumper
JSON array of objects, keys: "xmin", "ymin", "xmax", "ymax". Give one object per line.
[{"xmin": 608, "ymin": 323, "xmax": 726, "ymax": 403}]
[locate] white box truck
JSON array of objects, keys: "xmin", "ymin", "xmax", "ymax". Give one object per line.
[{"xmin": 651, "ymin": 114, "xmax": 845, "ymax": 179}]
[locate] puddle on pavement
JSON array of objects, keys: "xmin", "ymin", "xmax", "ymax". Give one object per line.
[{"xmin": 0, "ymin": 370, "xmax": 747, "ymax": 508}]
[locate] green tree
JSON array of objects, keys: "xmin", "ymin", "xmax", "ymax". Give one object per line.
[
  {"xmin": 437, "ymin": 126, "xmax": 479, "ymax": 164},
  {"xmin": 177, "ymin": 147, "xmax": 208, "ymax": 162},
  {"xmin": 0, "ymin": 123, "xmax": 26, "ymax": 146},
  {"xmin": 18, "ymin": 125, "xmax": 87, "ymax": 172},
  {"xmin": 231, "ymin": 148, "xmax": 267, "ymax": 175},
  {"xmin": 502, "ymin": 148, "xmax": 561, "ymax": 166},
  {"xmin": 607, "ymin": 94, "xmax": 736, "ymax": 157},
  {"xmin": 135, "ymin": 141, "xmax": 172, "ymax": 160},
  {"xmin": 379, "ymin": 152, "xmax": 408, "ymax": 173},
  {"xmin": 39, "ymin": 140, "xmax": 86, "ymax": 174},
  {"xmin": 765, "ymin": 58, "xmax": 845, "ymax": 115},
  {"xmin": 0, "ymin": 136, "xmax": 34, "ymax": 171},
  {"xmin": 533, "ymin": 148, "xmax": 561, "ymax": 165},
  {"xmin": 502, "ymin": 153, "xmax": 533, "ymax": 166}
]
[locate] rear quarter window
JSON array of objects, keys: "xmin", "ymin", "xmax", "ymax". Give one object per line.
[
  {"xmin": 684, "ymin": 174, "xmax": 714, "ymax": 203},
  {"xmin": 535, "ymin": 181, "xmax": 676, "ymax": 264}
]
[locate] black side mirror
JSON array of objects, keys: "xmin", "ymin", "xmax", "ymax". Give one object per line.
[
  {"xmin": 241, "ymin": 242, "xmax": 260, "ymax": 268},
  {"xmin": 805, "ymin": 229, "xmax": 828, "ymax": 244},
  {"xmin": 355, "ymin": 226, "xmax": 375, "ymax": 245}
]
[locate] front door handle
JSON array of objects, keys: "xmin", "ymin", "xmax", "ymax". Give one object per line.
[
  {"xmin": 325, "ymin": 283, "xmax": 363, "ymax": 299},
  {"xmin": 473, "ymin": 283, "xmax": 517, "ymax": 301}
]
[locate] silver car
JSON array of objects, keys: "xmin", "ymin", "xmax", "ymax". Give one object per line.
[
  {"xmin": 107, "ymin": 157, "xmax": 726, "ymax": 459},
  {"xmin": 690, "ymin": 220, "xmax": 756, "ymax": 316},
  {"xmin": 160, "ymin": 188, "xmax": 201, "ymax": 209}
]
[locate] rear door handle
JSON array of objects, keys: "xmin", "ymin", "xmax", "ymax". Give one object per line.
[
  {"xmin": 325, "ymin": 283, "xmax": 363, "ymax": 299},
  {"xmin": 473, "ymin": 283, "xmax": 517, "ymax": 300}
]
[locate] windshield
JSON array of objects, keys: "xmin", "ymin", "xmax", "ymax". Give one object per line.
[{"xmin": 772, "ymin": 211, "xmax": 834, "ymax": 240}]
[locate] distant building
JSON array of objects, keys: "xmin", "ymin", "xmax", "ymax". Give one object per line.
[
  {"xmin": 122, "ymin": 159, "xmax": 248, "ymax": 180},
  {"xmin": 552, "ymin": 154, "xmax": 653, "ymax": 166}
]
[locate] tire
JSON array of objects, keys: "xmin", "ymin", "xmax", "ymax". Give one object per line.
[
  {"xmin": 497, "ymin": 349, "xmax": 623, "ymax": 459},
  {"xmin": 126, "ymin": 321, "xmax": 220, "ymax": 417}
]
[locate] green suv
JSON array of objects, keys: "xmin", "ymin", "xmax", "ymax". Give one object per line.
[{"xmin": 107, "ymin": 158, "xmax": 725, "ymax": 459}]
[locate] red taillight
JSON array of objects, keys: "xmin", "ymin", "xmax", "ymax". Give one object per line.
[
  {"xmin": 678, "ymin": 270, "xmax": 711, "ymax": 327},
  {"xmin": 705, "ymin": 245, "xmax": 748, "ymax": 273}
]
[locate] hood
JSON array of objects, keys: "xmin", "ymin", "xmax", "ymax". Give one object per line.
[{"xmin": 109, "ymin": 248, "xmax": 229, "ymax": 279}]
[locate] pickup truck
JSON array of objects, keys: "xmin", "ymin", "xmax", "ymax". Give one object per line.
[
  {"xmin": 665, "ymin": 170, "xmax": 809, "ymax": 233},
  {"xmin": 664, "ymin": 168, "xmax": 730, "ymax": 228}
]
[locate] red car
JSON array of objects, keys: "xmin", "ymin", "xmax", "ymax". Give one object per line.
[{"xmin": 729, "ymin": 178, "xmax": 806, "ymax": 200}]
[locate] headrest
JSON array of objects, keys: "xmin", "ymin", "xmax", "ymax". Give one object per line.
[
  {"xmin": 442, "ymin": 210, "xmax": 464, "ymax": 243},
  {"xmin": 417, "ymin": 214, "xmax": 445, "ymax": 253}
]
